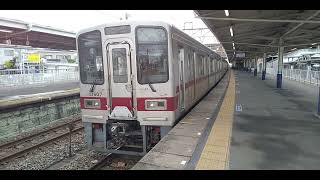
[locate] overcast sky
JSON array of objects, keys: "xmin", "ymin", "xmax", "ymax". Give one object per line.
[{"xmin": 0, "ymin": 10, "xmax": 219, "ymax": 44}]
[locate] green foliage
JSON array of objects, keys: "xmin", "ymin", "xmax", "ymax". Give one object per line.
[
  {"xmin": 67, "ymin": 59, "xmax": 76, "ymax": 63},
  {"xmin": 4, "ymin": 60, "xmax": 15, "ymax": 69}
]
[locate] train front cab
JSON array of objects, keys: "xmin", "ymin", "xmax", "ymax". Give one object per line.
[{"xmin": 78, "ymin": 23, "xmax": 175, "ymax": 156}]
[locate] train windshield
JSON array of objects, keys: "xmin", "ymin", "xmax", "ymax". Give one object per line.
[
  {"xmin": 78, "ymin": 30, "xmax": 104, "ymax": 85},
  {"xmin": 136, "ymin": 27, "xmax": 168, "ymax": 84}
]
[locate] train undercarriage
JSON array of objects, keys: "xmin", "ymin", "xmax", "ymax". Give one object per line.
[{"xmin": 84, "ymin": 120, "xmax": 170, "ymax": 156}]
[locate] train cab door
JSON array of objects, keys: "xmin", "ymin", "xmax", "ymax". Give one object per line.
[
  {"xmin": 178, "ymin": 48, "xmax": 185, "ymax": 111},
  {"xmin": 107, "ymin": 43, "xmax": 134, "ymax": 119}
]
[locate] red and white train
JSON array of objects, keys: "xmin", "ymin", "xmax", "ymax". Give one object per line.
[{"xmin": 77, "ymin": 21, "xmax": 228, "ymax": 155}]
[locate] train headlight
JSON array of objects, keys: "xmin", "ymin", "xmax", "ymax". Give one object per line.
[
  {"xmin": 84, "ymin": 99, "xmax": 101, "ymax": 109},
  {"xmin": 145, "ymin": 100, "xmax": 167, "ymax": 110}
]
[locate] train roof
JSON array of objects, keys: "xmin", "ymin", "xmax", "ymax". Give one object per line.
[
  {"xmin": 76, "ymin": 20, "xmax": 227, "ymax": 63},
  {"xmin": 76, "ymin": 20, "xmax": 171, "ymax": 36}
]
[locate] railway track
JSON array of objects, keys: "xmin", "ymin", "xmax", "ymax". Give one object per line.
[
  {"xmin": 89, "ymin": 153, "xmax": 112, "ymax": 170},
  {"xmin": 0, "ymin": 118, "xmax": 84, "ymax": 164},
  {"xmin": 89, "ymin": 153, "xmax": 141, "ymax": 170}
]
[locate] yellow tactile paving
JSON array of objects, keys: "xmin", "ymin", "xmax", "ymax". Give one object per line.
[{"xmin": 196, "ymin": 71, "xmax": 236, "ymax": 170}]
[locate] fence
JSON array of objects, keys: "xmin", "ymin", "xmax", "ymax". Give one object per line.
[
  {"xmin": 0, "ymin": 69, "xmax": 79, "ymax": 88},
  {"xmin": 266, "ymin": 68, "xmax": 320, "ymax": 86}
]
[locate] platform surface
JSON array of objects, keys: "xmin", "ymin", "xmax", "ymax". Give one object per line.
[
  {"xmin": 133, "ymin": 69, "xmax": 320, "ymax": 170},
  {"xmin": 0, "ymin": 81, "xmax": 79, "ymax": 100},
  {"xmin": 230, "ymin": 70, "xmax": 320, "ymax": 170}
]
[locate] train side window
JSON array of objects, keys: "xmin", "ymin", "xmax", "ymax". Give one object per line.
[
  {"xmin": 201, "ymin": 55, "xmax": 204, "ymax": 76},
  {"xmin": 112, "ymin": 48, "xmax": 128, "ymax": 83},
  {"xmin": 196, "ymin": 54, "xmax": 201, "ymax": 76},
  {"xmin": 188, "ymin": 53, "xmax": 193, "ymax": 80},
  {"xmin": 212, "ymin": 58, "xmax": 214, "ymax": 73},
  {"xmin": 206, "ymin": 56, "xmax": 210, "ymax": 75}
]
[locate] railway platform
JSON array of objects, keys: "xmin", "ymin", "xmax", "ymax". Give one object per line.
[
  {"xmin": 229, "ymin": 70, "xmax": 320, "ymax": 170},
  {"xmin": 0, "ymin": 88, "xmax": 80, "ymax": 140},
  {"xmin": 132, "ymin": 69, "xmax": 320, "ymax": 170}
]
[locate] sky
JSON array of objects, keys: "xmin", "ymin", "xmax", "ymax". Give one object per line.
[{"xmin": 0, "ymin": 10, "xmax": 219, "ymax": 44}]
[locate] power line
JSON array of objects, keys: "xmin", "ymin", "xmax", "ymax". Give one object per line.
[{"xmin": 94, "ymin": 10, "xmax": 123, "ymax": 20}]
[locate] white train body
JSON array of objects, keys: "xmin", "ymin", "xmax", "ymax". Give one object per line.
[{"xmin": 77, "ymin": 21, "xmax": 228, "ymax": 155}]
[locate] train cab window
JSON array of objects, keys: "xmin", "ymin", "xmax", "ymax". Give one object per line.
[
  {"xmin": 78, "ymin": 30, "xmax": 104, "ymax": 85},
  {"xmin": 112, "ymin": 48, "xmax": 128, "ymax": 83},
  {"xmin": 136, "ymin": 27, "xmax": 168, "ymax": 84}
]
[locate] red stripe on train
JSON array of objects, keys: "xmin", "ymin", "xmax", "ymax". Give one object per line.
[{"xmin": 112, "ymin": 97, "xmax": 133, "ymax": 110}]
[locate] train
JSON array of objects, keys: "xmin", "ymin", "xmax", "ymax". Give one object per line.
[{"xmin": 76, "ymin": 21, "xmax": 229, "ymax": 155}]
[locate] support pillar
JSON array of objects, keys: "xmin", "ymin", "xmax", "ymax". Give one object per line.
[
  {"xmin": 254, "ymin": 56, "xmax": 258, "ymax": 76},
  {"xmin": 243, "ymin": 60, "xmax": 245, "ymax": 71},
  {"xmin": 262, "ymin": 53, "xmax": 266, "ymax": 80},
  {"xmin": 243, "ymin": 59, "xmax": 247, "ymax": 71},
  {"xmin": 277, "ymin": 46, "xmax": 284, "ymax": 88},
  {"xmin": 318, "ymin": 86, "xmax": 320, "ymax": 116},
  {"xmin": 245, "ymin": 59, "xmax": 249, "ymax": 72}
]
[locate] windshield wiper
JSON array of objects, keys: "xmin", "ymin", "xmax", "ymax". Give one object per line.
[
  {"xmin": 89, "ymin": 79, "xmax": 98, "ymax": 93},
  {"xmin": 148, "ymin": 83, "xmax": 156, "ymax": 92}
]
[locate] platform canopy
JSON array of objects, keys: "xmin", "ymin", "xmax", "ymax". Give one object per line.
[
  {"xmin": 194, "ymin": 10, "xmax": 320, "ymax": 61},
  {"xmin": 0, "ymin": 17, "xmax": 76, "ymax": 50}
]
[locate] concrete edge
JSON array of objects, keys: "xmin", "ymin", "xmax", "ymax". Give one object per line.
[
  {"xmin": 185, "ymin": 70, "xmax": 231, "ymax": 170},
  {"xmin": 0, "ymin": 88, "xmax": 80, "ymax": 112}
]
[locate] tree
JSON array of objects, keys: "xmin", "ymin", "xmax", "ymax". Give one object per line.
[
  {"xmin": 4, "ymin": 59, "xmax": 15, "ymax": 69},
  {"xmin": 67, "ymin": 59, "xmax": 76, "ymax": 63}
]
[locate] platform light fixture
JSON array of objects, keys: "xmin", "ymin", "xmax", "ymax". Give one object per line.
[
  {"xmin": 230, "ymin": 27, "xmax": 233, "ymax": 37},
  {"xmin": 224, "ymin": 10, "xmax": 229, "ymax": 17},
  {"xmin": 311, "ymin": 43, "xmax": 317, "ymax": 45},
  {"xmin": 0, "ymin": 29, "xmax": 13, "ymax": 33},
  {"xmin": 291, "ymin": 48, "xmax": 297, "ymax": 51}
]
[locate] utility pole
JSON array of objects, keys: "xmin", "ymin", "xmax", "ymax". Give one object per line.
[{"xmin": 67, "ymin": 123, "xmax": 74, "ymax": 157}]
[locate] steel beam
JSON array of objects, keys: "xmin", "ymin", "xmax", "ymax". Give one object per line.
[
  {"xmin": 284, "ymin": 42, "xmax": 320, "ymax": 48},
  {"xmin": 280, "ymin": 10, "xmax": 320, "ymax": 38},
  {"xmin": 183, "ymin": 28, "xmax": 209, "ymax": 30},
  {"xmin": 283, "ymin": 34, "xmax": 313, "ymax": 40},
  {"xmin": 299, "ymin": 29, "xmax": 320, "ymax": 35},
  {"xmin": 195, "ymin": 16, "xmax": 320, "ymax": 24},
  {"xmin": 224, "ymin": 49, "xmax": 275, "ymax": 54},
  {"xmin": 220, "ymin": 41, "xmax": 278, "ymax": 47}
]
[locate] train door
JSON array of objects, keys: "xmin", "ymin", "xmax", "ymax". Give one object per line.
[
  {"xmin": 107, "ymin": 43, "xmax": 134, "ymax": 119},
  {"xmin": 207, "ymin": 56, "xmax": 210, "ymax": 87},
  {"xmin": 214, "ymin": 60, "xmax": 217, "ymax": 84},
  {"xmin": 178, "ymin": 47, "xmax": 185, "ymax": 111},
  {"xmin": 193, "ymin": 52, "xmax": 196, "ymax": 100}
]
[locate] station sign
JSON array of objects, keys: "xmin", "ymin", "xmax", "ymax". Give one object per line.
[
  {"xmin": 27, "ymin": 53, "xmax": 40, "ymax": 63},
  {"xmin": 236, "ymin": 52, "xmax": 246, "ymax": 58}
]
